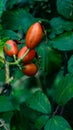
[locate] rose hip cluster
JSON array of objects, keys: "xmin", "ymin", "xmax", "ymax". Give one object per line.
[{"xmin": 3, "ymin": 22, "xmax": 43, "ymax": 76}]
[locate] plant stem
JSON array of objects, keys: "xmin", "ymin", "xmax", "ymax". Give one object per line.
[
  {"xmin": 0, "ymin": 48, "xmax": 30, "ymax": 84},
  {"xmin": 18, "ymin": 48, "xmax": 30, "ymax": 62},
  {"xmin": 8, "ymin": 48, "xmax": 30, "ymax": 66},
  {"xmin": 35, "ymin": 71, "xmax": 43, "ymax": 91},
  {"xmin": 53, "ymin": 106, "xmax": 59, "ymax": 116},
  {"xmin": 4, "ymin": 60, "xmax": 13, "ymax": 84},
  {"xmin": 0, "ymin": 119, "xmax": 10, "ymax": 130},
  {"xmin": 5, "ymin": 60, "xmax": 10, "ymax": 83},
  {"xmin": 13, "ymin": 54, "xmax": 17, "ymax": 61}
]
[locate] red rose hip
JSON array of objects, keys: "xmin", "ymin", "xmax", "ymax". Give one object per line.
[
  {"xmin": 18, "ymin": 46, "xmax": 36, "ymax": 64},
  {"xmin": 25, "ymin": 22, "xmax": 43, "ymax": 49},
  {"xmin": 22, "ymin": 63, "xmax": 38, "ymax": 76},
  {"xmin": 4, "ymin": 40, "xmax": 18, "ymax": 56}
]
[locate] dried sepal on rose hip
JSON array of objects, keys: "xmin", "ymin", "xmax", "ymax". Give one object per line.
[
  {"xmin": 18, "ymin": 46, "xmax": 36, "ymax": 64},
  {"xmin": 22, "ymin": 63, "xmax": 38, "ymax": 76},
  {"xmin": 25, "ymin": 22, "xmax": 43, "ymax": 49},
  {"xmin": 4, "ymin": 40, "xmax": 18, "ymax": 56}
]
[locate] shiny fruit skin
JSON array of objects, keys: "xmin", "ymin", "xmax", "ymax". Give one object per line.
[
  {"xmin": 18, "ymin": 46, "xmax": 36, "ymax": 64},
  {"xmin": 25, "ymin": 22, "xmax": 43, "ymax": 49},
  {"xmin": 4, "ymin": 40, "xmax": 18, "ymax": 56},
  {"xmin": 22, "ymin": 63, "xmax": 38, "ymax": 76}
]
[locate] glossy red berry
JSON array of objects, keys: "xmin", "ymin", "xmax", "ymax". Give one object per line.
[
  {"xmin": 25, "ymin": 22, "xmax": 43, "ymax": 49},
  {"xmin": 22, "ymin": 63, "xmax": 38, "ymax": 76},
  {"xmin": 4, "ymin": 40, "xmax": 18, "ymax": 56},
  {"xmin": 18, "ymin": 46, "xmax": 36, "ymax": 64}
]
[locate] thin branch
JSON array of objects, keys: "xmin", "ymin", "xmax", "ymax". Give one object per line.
[
  {"xmin": 0, "ymin": 119, "xmax": 10, "ymax": 130},
  {"xmin": 52, "ymin": 106, "xmax": 60, "ymax": 116},
  {"xmin": 5, "ymin": 60, "xmax": 10, "ymax": 83},
  {"xmin": 8, "ymin": 48, "xmax": 30, "ymax": 66}
]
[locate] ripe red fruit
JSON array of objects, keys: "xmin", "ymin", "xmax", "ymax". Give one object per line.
[
  {"xmin": 22, "ymin": 63, "xmax": 38, "ymax": 76},
  {"xmin": 4, "ymin": 40, "xmax": 18, "ymax": 56},
  {"xmin": 25, "ymin": 22, "xmax": 43, "ymax": 49},
  {"xmin": 18, "ymin": 46, "xmax": 36, "ymax": 64}
]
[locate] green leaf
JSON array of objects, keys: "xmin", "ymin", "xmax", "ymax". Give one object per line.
[
  {"xmin": 0, "ymin": 111, "xmax": 13, "ymax": 129},
  {"xmin": 49, "ymin": 17, "xmax": 73, "ymax": 39},
  {"xmin": 0, "ymin": 38, "xmax": 10, "ymax": 58},
  {"xmin": 36, "ymin": 42, "xmax": 62, "ymax": 75},
  {"xmin": 68, "ymin": 55, "xmax": 73, "ymax": 74},
  {"xmin": 50, "ymin": 32, "xmax": 73, "ymax": 51},
  {"xmin": 57, "ymin": 0, "xmax": 73, "ymax": 20},
  {"xmin": 0, "ymin": 47, "xmax": 4, "ymax": 58},
  {"xmin": 2, "ymin": 9, "xmax": 36, "ymax": 33},
  {"xmin": 0, "ymin": 0, "xmax": 7, "ymax": 18},
  {"xmin": 20, "ymin": 104, "xmax": 41, "ymax": 123},
  {"xmin": 0, "ymin": 30, "xmax": 20, "ymax": 40},
  {"xmin": 44, "ymin": 116, "xmax": 72, "ymax": 130},
  {"xmin": 35, "ymin": 115, "xmax": 48, "ymax": 129},
  {"xmin": 26, "ymin": 91, "xmax": 51, "ymax": 114},
  {"xmin": 0, "ymin": 96, "xmax": 14, "ymax": 112},
  {"xmin": 11, "ymin": 110, "xmax": 37, "ymax": 130},
  {"xmin": 55, "ymin": 74, "xmax": 73, "ymax": 105}
]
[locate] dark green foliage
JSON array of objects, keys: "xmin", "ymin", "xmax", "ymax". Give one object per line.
[
  {"xmin": 44, "ymin": 116, "xmax": 72, "ymax": 130},
  {"xmin": 49, "ymin": 17, "xmax": 73, "ymax": 38},
  {"xmin": 0, "ymin": 96, "xmax": 14, "ymax": 112},
  {"xmin": 54, "ymin": 74, "xmax": 73, "ymax": 105},
  {"xmin": 2, "ymin": 9, "xmax": 36, "ymax": 33},
  {"xmin": 26, "ymin": 91, "xmax": 51, "ymax": 114},
  {"xmin": 0, "ymin": 0, "xmax": 73, "ymax": 130},
  {"xmin": 50, "ymin": 32, "xmax": 73, "ymax": 51},
  {"xmin": 57, "ymin": 0, "xmax": 73, "ymax": 20},
  {"xmin": 0, "ymin": 0, "xmax": 7, "ymax": 18}
]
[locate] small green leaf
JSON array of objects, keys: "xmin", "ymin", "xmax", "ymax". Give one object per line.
[
  {"xmin": 50, "ymin": 32, "xmax": 73, "ymax": 51},
  {"xmin": 44, "ymin": 116, "xmax": 72, "ymax": 130},
  {"xmin": 0, "ymin": 96, "xmax": 14, "ymax": 112},
  {"xmin": 55, "ymin": 74, "xmax": 73, "ymax": 105},
  {"xmin": 0, "ymin": 40, "xmax": 5, "ymax": 58},
  {"xmin": 26, "ymin": 91, "xmax": 51, "ymax": 114},
  {"xmin": 0, "ymin": 48, "xmax": 4, "ymax": 58},
  {"xmin": 35, "ymin": 115, "xmax": 48, "ymax": 129}
]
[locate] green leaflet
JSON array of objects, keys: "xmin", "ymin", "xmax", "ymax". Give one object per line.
[
  {"xmin": 55, "ymin": 74, "xmax": 73, "ymax": 105},
  {"xmin": 57, "ymin": 0, "xmax": 73, "ymax": 20},
  {"xmin": 44, "ymin": 116, "xmax": 72, "ymax": 130},
  {"xmin": 26, "ymin": 91, "xmax": 51, "ymax": 114}
]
